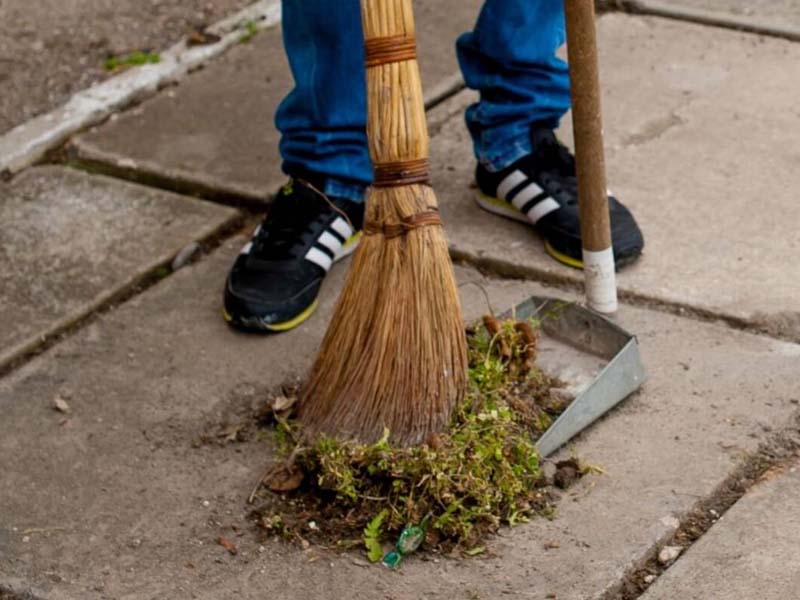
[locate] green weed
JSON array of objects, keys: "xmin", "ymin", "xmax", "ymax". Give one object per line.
[
  {"xmin": 240, "ymin": 20, "xmax": 259, "ymax": 43},
  {"xmin": 104, "ymin": 51, "xmax": 161, "ymax": 71}
]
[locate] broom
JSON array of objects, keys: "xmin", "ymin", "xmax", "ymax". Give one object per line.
[{"xmin": 297, "ymin": 0, "xmax": 468, "ymax": 446}]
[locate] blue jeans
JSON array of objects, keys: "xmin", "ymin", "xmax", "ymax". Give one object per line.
[{"xmin": 276, "ymin": 0, "xmax": 571, "ymax": 203}]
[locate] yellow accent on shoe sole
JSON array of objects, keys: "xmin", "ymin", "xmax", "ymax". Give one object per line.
[
  {"xmin": 343, "ymin": 231, "xmax": 361, "ymax": 249},
  {"xmin": 264, "ymin": 298, "xmax": 320, "ymax": 332},
  {"xmin": 265, "ymin": 232, "xmax": 358, "ymax": 332},
  {"xmin": 475, "ymin": 191, "xmax": 529, "ymax": 224},
  {"xmin": 224, "ymin": 231, "xmax": 360, "ymax": 332},
  {"xmin": 544, "ymin": 240, "xmax": 584, "ymax": 269},
  {"xmin": 475, "ymin": 190, "xmax": 584, "ymax": 270}
]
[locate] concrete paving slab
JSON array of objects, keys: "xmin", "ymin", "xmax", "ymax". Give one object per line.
[
  {"xmin": 0, "ymin": 0, "xmax": 254, "ymax": 135},
  {"xmin": 0, "ymin": 165, "xmax": 240, "ymax": 371},
  {"xmin": 430, "ymin": 14, "xmax": 800, "ymax": 341},
  {"xmin": 69, "ymin": 0, "xmax": 482, "ymax": 206},
  {"xmin": 641, "ymin": 459, "xmax": 800, "ymax": 599},
  {"xmin": 1, "ymin": 234, "xmax": 799, "ymax": 599},
  {"xmin": 613, "ymin": 0, "xmax": 800, "ymax": 40}
]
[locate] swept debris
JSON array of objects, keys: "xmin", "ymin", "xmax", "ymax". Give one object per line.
[{"xmin": 249, "ymin": 316, "xmax": 597, "ymax": 559}]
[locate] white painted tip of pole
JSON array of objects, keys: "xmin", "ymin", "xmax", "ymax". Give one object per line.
[{"xmin": 582, "ymin": 247, "xmax": 618, "ymax": 314}]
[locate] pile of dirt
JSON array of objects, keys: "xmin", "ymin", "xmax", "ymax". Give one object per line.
[{"xmin": 247, "ymin": 316, "xmax": 594, "ymax": 561}]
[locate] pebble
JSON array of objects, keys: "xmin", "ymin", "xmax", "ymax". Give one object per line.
[
  {"xmin": 644, "ymin": 574, "xmax": 656, "ymax": 584},
  {"xmin": 658, "ymin": 545, "xmax": 682, "ymax": 565}
]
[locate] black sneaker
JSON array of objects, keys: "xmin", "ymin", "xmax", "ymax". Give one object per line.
[
  {"xmin": 223, "ymin": 178, "xmax": 363, "ymax": 332},
  {"xmin": 474, "ymin": 124, "xmax": 643, "ymax": 269}
]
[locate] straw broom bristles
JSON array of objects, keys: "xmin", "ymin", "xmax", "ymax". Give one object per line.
[{"xmin": 297, "ymin": 0, "xmax": 468, "ymax": 446}]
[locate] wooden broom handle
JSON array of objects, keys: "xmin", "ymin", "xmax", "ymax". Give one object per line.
[
  {"xmin": 361, "ymin": 0, "xmax": 430, "ymax": 185},
  {"xmin": 564, "ymin": 0, "xmax": 618, "ymax": 314}
]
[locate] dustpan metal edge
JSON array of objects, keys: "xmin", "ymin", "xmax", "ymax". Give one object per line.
[
  {"xmin": 497, "ymin": 295, "xmax": 647, "ymax": 458},
  {"xmin": 535, "ymin": 337, "xmax": 646, "ymax": 458}
]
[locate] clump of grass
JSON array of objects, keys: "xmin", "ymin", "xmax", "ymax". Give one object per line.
[
  {"xmin": 239, "ymin": 19, "xmax": 259, "ymax": 43},
  {"xmin": 104, "ymin": 50, "xmax": 161, "ymax": 71},
  {"xmin": 253, "ymin": 316, "xmax": 571, "ymax": 555}
]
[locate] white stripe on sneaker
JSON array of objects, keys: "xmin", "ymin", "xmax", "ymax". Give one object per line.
[
  {"xmin": 496, "ymin": 170, "xmax": 527, "ymax": 200},
  {"xmin": 305, "ymin": 247, "xmax": 333, "ymax": 271},
  {"xmin": 317, "ymin": 231, "xmax": 343, "ymax": 256},
  {"xmin": 526, "ymin": 197, "xmax": 560, "ymax": 224},
  {"xmin": 330, "ymin": 217, "xmax": 353, "ymax": 240},
  {"xmin": 240, "ymin": 241, "xmax": 253, "ymax": 255},
  {"xmin": 509, "ymin": 181, "xmax": 545, "ymax": 211}
]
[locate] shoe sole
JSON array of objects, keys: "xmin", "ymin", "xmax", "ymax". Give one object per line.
[
  {"xmin": 474, "ymin": 191, "xmax": 585, "ymax": 269},
  {"xmin": 223, "ymin": 231, "xmax": 362, "ymax": 332}
]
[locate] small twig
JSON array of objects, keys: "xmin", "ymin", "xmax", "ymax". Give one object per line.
[
  {"xmin": 458, "ymin": 281, "xmax": 495, "ymax": 316},
  {"xmin": 297, "ymin": 178, "xmax": 354, "ymax": 231},
  {"xmin": 248, "ymin": 463, "xmax": 274, "ymax": 504},
  {"xmin": 22, "ymin": 526, "xmax": 67, "ymax": 535}
]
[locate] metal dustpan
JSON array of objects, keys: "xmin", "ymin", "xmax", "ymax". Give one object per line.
[{"xmin": 503, "ymin": 296, "xmax": 646, "ymax": 458}]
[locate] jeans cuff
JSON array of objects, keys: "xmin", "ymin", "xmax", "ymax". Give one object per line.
[
  {"xmin": 479, "ymin": 136, "xmax": 533, "ymax": 173},
  {"xmin": 324, "ymin": 178, "xmax": 367, "ymax": 204}
]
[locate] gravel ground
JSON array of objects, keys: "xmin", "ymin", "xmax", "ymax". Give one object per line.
[{"xmin": 0, "ymin": 0, "xmax": 255, "ymax": 135}]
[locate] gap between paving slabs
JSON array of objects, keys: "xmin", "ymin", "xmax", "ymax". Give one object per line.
[
  {"xmin": 639, "ymin": 453, "xmax": 800, "ymax": 600},
  {"xmin": 68, "ymin": 13, "xmax": 800, "ymax": 345},
  {"xmin": 603, "ymin": 411, "xmax": 800, "ymax": 599},
  {"xmin": 599, "ymin": 0, "xmax": 800, "ymax": 42},
  {"xmin": 0, "ymin": 0, "xmax": 283, "ymax": 177},
  {"xmin": 0, "ymin": 166, "xmax": 242, "ymax": 376},
  {"xmin": 2, "ymin": 236, "xmax": 800, "ymax": 599}
]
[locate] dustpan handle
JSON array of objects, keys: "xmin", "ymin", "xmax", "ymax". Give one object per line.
[{"xmin": 564, "ymin": 0, "xmax": 618, "ymax": 314}]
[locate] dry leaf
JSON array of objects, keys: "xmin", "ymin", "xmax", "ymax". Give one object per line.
[
  {"xmin": 217, "ymin": 423, "xmax": 242, "ymax": 443},
  {"xmin": 53, "ymin": 396, "xmax": 71, "ymax": 414},
  {"xmin": 271, "ymin": 395, "xmax": 297, "ymax": 413},
  {"xmin": 187, "ymin": 29, "xmax": 221, "ymax": 46},
  {"xmin": 264, "ymin": 464, "xmax": 303, "ymax": 492},
  {"xmin": 217, "ymin": 535, "xmax": 238, "ymax": 555}
]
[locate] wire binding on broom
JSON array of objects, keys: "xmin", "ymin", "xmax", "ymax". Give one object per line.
[
  {"xmin": 373, "ymin": 158, "xmax": 431, "ymax": 187},
  {"xmin": 363, "ymin": 208, "xmax": 441, "ymax": 239}
]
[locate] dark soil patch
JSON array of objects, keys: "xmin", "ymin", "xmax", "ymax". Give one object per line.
[{"xmin": 0, "ymin": 587, "xmax": 41, "ymax": 600}]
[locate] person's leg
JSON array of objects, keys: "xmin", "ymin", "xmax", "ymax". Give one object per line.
[
  {"xmin": 275, "ymin": 0, "xmax": 371, "ymax": 202},
  {"xmin": 456, "ymin": 0, "xmax": 571, "ymax": 171},
  {"xmin": 457, "ymin": 1, "xmax": 643, "ymax": 269},
  {"xmin": 224, "ymin": 0, "xmax": 368, "ymax": 333}
]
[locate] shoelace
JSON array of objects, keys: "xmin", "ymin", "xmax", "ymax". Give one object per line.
[
  {"xmin": 529, "ymin": 131, "xmax": 579, "ymax": 206},
  {"xmin": 249, "ymin": 180, "xmax": 355, "ymax": 261},
  {"xmin": 250, "ymin": 190, "xmax": 327, "ymax": 261}
]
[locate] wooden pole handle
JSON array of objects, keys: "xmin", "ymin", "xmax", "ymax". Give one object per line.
[
  {"xmin": 360, "ymin": 0, "xmax": 429, "ymax": 169},
  {"xmin": 564, "ymin": 0, "xmax": 618, "ymax": 314}
]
